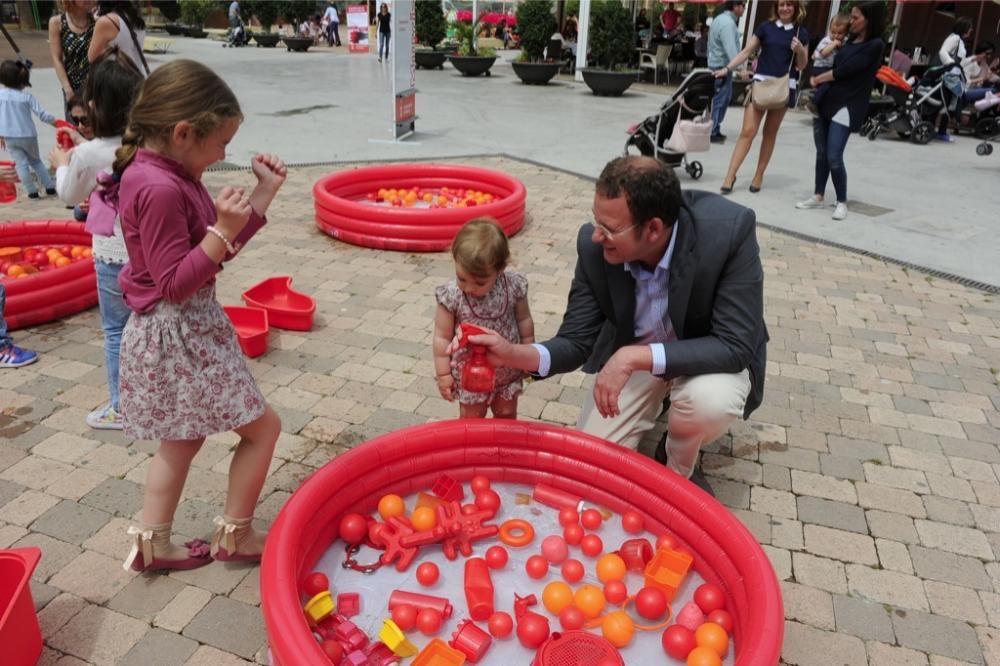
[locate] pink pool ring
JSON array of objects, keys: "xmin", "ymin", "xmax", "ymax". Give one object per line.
[
  {"xmin": 260, "ymin": 420, "xmax": 783, "ymax": 666},
  {"xmin": 313, "ymin": 164, "xmax": 527, "ymax": 252},
  {"xmin": 0, "ymin": 220, "xmax": 97, "ymax": 331}
]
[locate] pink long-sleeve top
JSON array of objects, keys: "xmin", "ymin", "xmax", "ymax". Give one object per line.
[{"xmin": 118, "ymin": 149, "xmax": 266, "ymax": 313}]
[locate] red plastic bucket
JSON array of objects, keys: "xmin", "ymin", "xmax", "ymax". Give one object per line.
[
  {"xmin": 0, "ymin": 161, "xmax": 17, "ymax": 204},
  {"xmin": 0, "ymin": 547, "xmax": 43, "ymax": 666}
]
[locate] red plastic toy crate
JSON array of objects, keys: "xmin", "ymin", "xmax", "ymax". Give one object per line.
[
  {"xmin": 223, "ymin": 305, "xmax": 269, "ymax": 358},
  {"xmin": 241, "ymin": 276, "xmax": 316, "ymax": 331},
  {"xmin": 0, "ymin": 547, "xmax": 43, "ymax": 666}
]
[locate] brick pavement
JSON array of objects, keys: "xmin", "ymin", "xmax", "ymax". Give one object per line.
[{"xmin": 1, "ymin": 157, "xmax": 999, "ymax": 665}]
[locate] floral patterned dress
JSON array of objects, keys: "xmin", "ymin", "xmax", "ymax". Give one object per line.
[{"xmin": 435, "ymin": 271, "xmax": 528, "ymax": 405}]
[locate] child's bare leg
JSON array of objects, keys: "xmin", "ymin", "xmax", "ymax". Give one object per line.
[
  {"xmin": 138, "ymin": 438, "xmax": 204, "ymax": 561},
  {"xmin": 460, "ymin": 402, "xmax": 489, "ymax": 419},
  {"xmin": 490, "ymin": 396, "xmax": 518, "ymax": 419},
  {"xmin": 215, "ymin": 405, "xmax": 281, "ymax": 557}
]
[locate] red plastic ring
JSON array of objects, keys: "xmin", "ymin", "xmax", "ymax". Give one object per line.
[{"xmin": 498, "ymin": 519, "xmax": 535, "ymax": 548}]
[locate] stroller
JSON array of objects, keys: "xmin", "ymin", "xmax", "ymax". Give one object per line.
[
  {"xmin": 226, "ymin": 18, "xmax": 251, "ymax": 47},
  {"xmin": 973, "ymin": 91, "xmax": 1000, "ymax": 156},
  {"xmin": 861, "ymin": 65, "xmax": 955, "ymax": 144},
  {"xmin": 624, "ymin": 69, "xmax": 716, "ymax": 179}
]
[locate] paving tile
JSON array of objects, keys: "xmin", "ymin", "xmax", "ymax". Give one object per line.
[
  {"xmin": 857, "ymin": 482, "xmax": 927, "ymax": 518},
  {"xmin": 31, "ymin": 579, "xmax": 59, "ymax": 610},
  {"xmin": 914, "ymin": 519, "xmax": 994, "ymax": 560},
  {"xmin": 47, "ymin": 604, "xmax": 149, "ymax": 666},
  {"xmin": 782, "ymin": 581, "xmax": 835, "ymax": 630},
  {"xmin": 866, "ymin": 642, "xmax": 929, "ymax": 666},
  {"xmin": 792, "ymin": 552, "xmax": 848, "ymax": 594},
  {"xmin": 154, "ymin": 585, "xmax": 214, "ymax": 633},
  {"xmin": 184, "ymin": 645, "xmax": 254, "ymax": 666},
  {"xmin": 924, "ymin": 580, "xmax": 988, "ymax": 624},
  {"xmin": 846, "ymin": 564, "xmax": 930, "ymax": 612},
  {"xmin": 108, "ymin": 573, "xmax": 188, "ymax": 622},
  {"xmin": 182, "ymin": 596, "xmax": 267, "ymax": 660},
  {"xmin": 875, "ymin": 538, "xmax": 914, "ymax": 574},
  {"xmin": 892, "ymin": 608, "xmax": 984, "ymax": 663},
  {"xmin": 781, "ymin": 620, "xmax": 867, "ymax": 666},
  {"xmin": 31, "ymin": 432, "xmax": 101, "ymax": 464},
  {"xmin": 0, "ymin": 455, "xmax": 76, "ymax": 491},
  {"xmin": 37, "ymin": 592, "xmax": 87, "ymax": 636},
  {"xmin": 805, "ymin": 525, "xmax": 878, "ymax": 565},
  {"xmin": 79, "ymin": 477, "xmax": 144, "ymax": 518},
  {"xmin": 31, "ymin": 499, "xmax": 111, "ymax": 545},
  {"xmin": 48, "ymin": 550, "xmax": 134, "ymax": 604},
  {"xmin": 833, "ymin": 594, "xmax": 895, "ymax": 642},
  {"xmin": 119, "ymin": 628, "xmax": 199, "ymax": 666},
  {"xmin": 797, "ymin": 496, "xmax": 868, "ymax": 534},
  {"xmin": 13, "ymin": 532, "xmax": 82, "ymax": 583},
  {"xmin": 923, "ymin": 496, "xmax": 975, "ymax": 527},
  {"xmin": 0, "ymin": 489, "xmax": 60, "ymax": 526},
  {"xmin": 46, "ymin": 467, "xmax": 109, "ymax": 501}
]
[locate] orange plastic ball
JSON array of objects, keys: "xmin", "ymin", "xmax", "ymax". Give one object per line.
[
  {"xmin": 574, "ymin": 584, "xmax": 606, "ymax": 619},
  {"xmin": 410, "ymin": 506, "xmax": 437, "ymax": 531},
  {"xmin": 378, "ymin": 494, "xmax": 405, "ymax": 520},
  {"xmin": 596, "ymin": 553, "xmax": 627, "ymax": 583},
  {"xmin": 601, "ymin": 610, "xmax": 635, "ymax": 648},
  {"xmin": 695, "ymin": 622, "xmax": 729, "ymax": 658},
  {"xmin": 687, "ymin": 646, "xmax": 722, "ymax": 666},
  {"xmin": 542, "ymin": 581, "xmax": 574, "ymax": 615}
]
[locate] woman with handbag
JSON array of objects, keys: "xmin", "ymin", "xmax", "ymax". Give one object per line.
[
  {"xmin": 87, "ymin": 1, "xmax": 148, "ymax": 77},
  {"xmin": 796, "ymin": 2, "xmax": 885, "ymax": 221},
  {"xmin": 714, "ymin": 0, "xmax": 808, "ymax": 194}
]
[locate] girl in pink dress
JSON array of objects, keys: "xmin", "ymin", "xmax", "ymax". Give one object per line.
[{"xmin": 433, "ymin": 218, "xmax": 535, "ymax": 419}]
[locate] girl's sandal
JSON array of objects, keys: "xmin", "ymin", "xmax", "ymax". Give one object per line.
[
  {"xmin": 122, "ymin": 525, "xmax": 213, "ymax": 572},
  {"xmin": 211, "ymin": 515, "xmax": 263, "ymax": 563}
]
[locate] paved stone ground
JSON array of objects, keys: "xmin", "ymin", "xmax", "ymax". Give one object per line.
[{"xmin": 2, "ymin": 157, "xmax": 999, "ymax": 665}]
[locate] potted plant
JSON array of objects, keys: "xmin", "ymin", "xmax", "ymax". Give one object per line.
[
  {"xmin": 154, "ymin": 1, "xmax": 185, "ymax": 35},
  {"xmin": 580, "ymin": 0, "xmax": 637, "ymax": 96},
  {"xmin": 415, "ymin": 0, "xmax": 448, "ymax": 70},
  {"xmin": 280, "ymin": 0, "xmax": 314, "ymax": 52},
  {"xmin": 511, "ymin": 0, "xmax": 559, "ymax": 85},
  {"xmin": 179, "ymin": 0, "xmax": 212, "ymax": 38},
  {"xmin": 447, "ymin": 19, "xmax": 497, "ymax": 77},
  {"xmin": 252, "ymin": 0, "xmax": 282, "ymax": 47}
]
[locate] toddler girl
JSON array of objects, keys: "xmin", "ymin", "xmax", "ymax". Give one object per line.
[
  {"xmin": 809, "ymin": 14, "xmax": 850, "ymax": 113},
  {"xmin": 0, "ymin": 60, "xmax": 57, "ymax": 199},
  {"xmin": 50, "ymin": 48, "xmax": 143, "ymax": 430},
  {"xmin": 433, "ymin": 218, "xmax": 534, "ymax": 419},
  {"xmin": 115, "ymin": 59, "xmax": 284, "ymax": 571}
]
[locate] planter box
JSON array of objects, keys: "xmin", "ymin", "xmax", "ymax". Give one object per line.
[
  {"xmin": 283, "ymin": 36, "xmax": 313, "ymax": 52},
  {"xmin": 163, "ymin": 23, "xmax": 186, "ymax": 35},
  {"xmin": 447, "ymin": 55, "xmax": 497, "ymax": 77},
  {"xmin": 415, "ymin": 50, "xmax": 448, "ymax": 70},
  {"xmin": 511, "ymin": 61, "xmax": 561, "ymax": 85},
  {"xmin": 580, "ymin": 68, "xmax": 638, "ymax": 97},
  {"xmin": 254, "ymin": 33, "xmax": 281, "ymax": 48},
  {"xmin": 185, "ymin": 26, "xmax": 208, "ymax": 38}
]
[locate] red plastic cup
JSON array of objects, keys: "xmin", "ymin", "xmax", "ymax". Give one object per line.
[{"xmin": 0, "ymin": 161, "xmax": 16, "ymax": 204}]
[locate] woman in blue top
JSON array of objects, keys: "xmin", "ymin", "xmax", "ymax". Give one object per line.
[
  {"xmin": 796, "ymin": 2, "xmax": 885, "ymax": 221},
  {"xmin": 715, "ymin": 0, "xmax": 809, "ymax": 194}
]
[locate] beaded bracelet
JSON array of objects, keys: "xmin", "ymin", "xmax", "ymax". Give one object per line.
[{"xmin": 206, "ymin": 226, "xmax": 237, "ymax": 254}]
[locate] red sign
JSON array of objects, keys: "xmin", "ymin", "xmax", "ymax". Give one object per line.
[{"xmin": 395, "ymin": 93, "xmax": 415, "ymax": 123}]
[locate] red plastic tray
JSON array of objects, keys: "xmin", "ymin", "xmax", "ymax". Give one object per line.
[
  {"xmin": 0, "ymin": 547, "xmax": 42, "ymax": 666},
  {"xmin": 241, "ymin": 276, "xmax": 316, "ymax": 332},
  {"xmin": 223, "ymin": 305, "xmax": 269, "ymax": 358}
]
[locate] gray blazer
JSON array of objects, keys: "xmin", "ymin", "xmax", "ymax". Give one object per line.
[{"xmin": 540, "ymin": 190, "xmax": 767, "ymax": 419}]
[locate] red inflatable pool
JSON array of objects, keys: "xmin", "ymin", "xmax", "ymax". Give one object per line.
[
  {"xmin": 260, "ymin": 420, "xmax": 783, "ymax": 665},
  {"xmin": 313, "ymin": 164, "xmax": 527, "ymax": 252},
  {"xmin": 0, "ymin": 220, "xmax": 96, "ymax": 331}
]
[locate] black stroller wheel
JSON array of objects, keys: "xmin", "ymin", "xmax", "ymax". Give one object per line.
[
  {"xmin": 975, "ymin": 118, "xmax": 998, "ymax": 140},
  {"xmin": 686, "ymin": 161, "xmax": 703, "ymax": 180},
  {"xmin": 976, "ymin": 143, "xmax": 989, "ymax": 156},
  {"xmin": 912, "ymin": 122, "xmax": 934, "ymax": 145}
]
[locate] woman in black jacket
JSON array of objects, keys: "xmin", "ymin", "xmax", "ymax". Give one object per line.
[
  {"xmin": 376, "ymin": 3, "xmax": 391, "ymax": 62},
  {"xmin": 796, "ymin": 2, "xmax": 885, "ymax": 221}
]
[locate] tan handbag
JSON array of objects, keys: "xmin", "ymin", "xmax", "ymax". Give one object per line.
[{"xmin": 749, "ymin": 27, "xmax": 800, "ymax": 110}]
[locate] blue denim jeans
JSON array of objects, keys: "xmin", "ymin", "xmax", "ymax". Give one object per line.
[
  {"xmin": 378, "ymin": 32, "xmax": 390, "ymax": 59},
  {"xmin": 0, "ymin": 282, "xmax": 12, "ymax": 348},
  {"xmin": 710, "ymin": 71, "xmax": 733, "ymax": 137},
  {"xmin": 812, "ymin": 115, "xmax": 852, "ymax": 203},
  {"xmin": 5, "ymin": 136, "xmax": 54, "ymax": 195},
  {"xmin": 95, "ymin": 260, "xmax": 130, "ymax": 410}
]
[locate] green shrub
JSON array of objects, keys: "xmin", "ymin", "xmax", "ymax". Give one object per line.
[
  {"xmin": 253, "ymin": 1, "xmax": 282, "ymax": 32},
  {"xmin": 516, "ymin": 0, "xmax": 556, "ymax": 62},
  {"xmin": 588, "ymin": 0, "xmax": 633, "ymax": 70},
  {"xmin": 454, "ymin": 19, "xmax": 494, "ymax": 56},
  {"xmin": 416, "ymin": 0, "xmax": 447, "ymax": 48},
  {"xmin": 153, "ymin": 0, "xmax": 181, "ymax": 23},
  {"xmin": 178, "ymin": 0, "xmax": 213, "ymax": 26}
]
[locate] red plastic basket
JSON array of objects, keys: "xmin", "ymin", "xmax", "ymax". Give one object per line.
[
  {"xmin": 0, "ymin": 547, "xmax": 43, "ymax": 666},
  {"xmin": 223, "ymin": 305, "xmax": 270, "ymax": 358},
  {"xmin": 533, "ymin": 631, "xmax": 624, "ymax": 666},
  {"xmin": 241, "ymin": 276, "xmax": 316, "ymax": 332}
]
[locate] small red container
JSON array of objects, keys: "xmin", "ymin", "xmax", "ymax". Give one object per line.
[
  {"xmin": 223, "ymin": 305, "xmax": 269, "ymax": 358},
  {"xmin": 0, "ymin": 547, "xmax": 43, "ymax": 666},
  {"xmin": 241, "ymin": 276, "xmax": 316, "ymax": 331},
  {"xmin": 0, "ymin": 161, "xmax": 16, "ymax": 204}
]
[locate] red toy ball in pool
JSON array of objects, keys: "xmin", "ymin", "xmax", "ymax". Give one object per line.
[
  {"xmin": 516, "ymin": 611, "xmax": 550, "ymax": 648},
  {"xmin": 526, "ymin": 555, "xmax": 549, "ymax": 579},
  {"xmin": 303, "ymin": 572, "xmax": 329, "ymax": 597},
  {"xmin": 604, "ymin": 580, "xmax": 628, "ymax": 604},
  {"xmin": 622, "ymin": 510, "xmax": 644, "ymax": 534},
  {"xmin": 558, "ymin": 507, "xmax": 579, "ymax": 526},
  {"xmin": 321, "ymin": 639, "xmax": 343, "ymax": 662},
  {"xmin": 416, "ymin": 562, "xmax": 440, "ymax": 587},
  {"xmin": 488, "ymin": 611, "xmax": 513, "ymax": 638},
  {"xmin": 541, "ymin": 535, "xmax": 569, "ymax": 563},
  {"xmin": 559, "ymin": 605, "xmax": 586, "ymax": 630},
  {"xmin": 462, "ymin": 503, "xmax": 478, "ymax": 515},
  {"xmin": 561, "ymin": 558, "xmax": 584, "ymax": 583},
  {"xmin": 580, "ymin": 534, "xmax": 604, "ymax": 557},
  {"xmin": 662, "ymin": 624, "xmax": 697, "ymax": 660},
  {"xmin": 470, "ymin": 475, "xmax": 491, "ymax": 493},
  {"xmin": 563, "ymin": 523, "xmax": 584, "ymax": 545},
  {"xmin": 706, "ymin": 609, "xmax": 734, "ymax": 634},
  {"xmin": 485, "ymin": 545, "xmax": 509, "ymax": 569},
  {"xmin": 391, "ymin": 603, "xmax": 417, "ymax": 631},
  {"xmin": 475, "ymin": 489, "xmax": 501, "ymax": 517},
  {"xmin": 581, "ymin": 508, "xmax": 603, "ymax": 530},
  {"xmin": 338, "ymin": 512, "xmax": 368, "ymax": 545},
  {"xmin": 656, "ymin": 532, "xmax": 678, "ymax": 551},
  {"xmin": 635, "ymin": 586, "xmax": 668, "ymax": 620},
  {"xmin": 694, "ymin": 584, "xmax": 726, "ymax": 614},
  {"xmin": 416, "ymin": 607, "xmax": 443, "ymax": 635}
]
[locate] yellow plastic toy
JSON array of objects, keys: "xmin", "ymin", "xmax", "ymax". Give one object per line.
[
  {"xmin": 303, "ymin": 591, "xmax": 336, "ymax": 623},
  {"xmin": 379, "ymin": 618, "xmax": 419, "ymax": 658}
]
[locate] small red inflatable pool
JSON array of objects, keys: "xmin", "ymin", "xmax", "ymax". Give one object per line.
[{"xmin": 313, "ymin": 164, "xmax": 527, "ymax": 252}]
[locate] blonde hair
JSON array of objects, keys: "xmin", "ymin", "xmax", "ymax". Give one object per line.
[
  {"xmin": 113, "ymin": 59, "xmax": 242, "ymax": 173},
  {"xmin": 829, "ymin": 12, "xmax": 850, "ymax": 33},
  {"xmin": 451, "ymin": 218, "xmax": 510, "ymax": 277},
  {"xmin": 770, "ymin": 0, "xmax": 807, "ymax": 25}
]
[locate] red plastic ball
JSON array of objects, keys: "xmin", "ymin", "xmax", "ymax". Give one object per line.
[
  {"xmin": 706, "ymin": 609, "xmax": 734, "ymax": 634},
  {"xmin": 391, "ymin": 603, "xmax": 417, "ymax": 631},
  {"xmin": 559, "ymin": 605, "xmax": 585, "ymax": 630},
  {"xmin": 526, "ymin": 554, "xmax": 549, "ymax": 579},
  {"xmin": 655, "ymin": 532, "xmax": 678, "ymax": 551},
  {"xmin": 635, "ymin": 586, "xmax": 668, "ymax": 620},
  {"xmin": 461, "ymin": 503, "xmax": 478, "ymax": 515},
  {"xmin": 581, "ymin": 508, "xmax": 603, "ymax": 530},
  {"xmin": 475, "ymin": 489, "xmax": 501, "ymax": 517},
  {"xmin": 488, "ymin": 611, "xmax": 513, "ymax": 638},
  {"xmin": 604, "ymin": 580, "xmax": 628, "ymax": 604},
  {"xmin": 339, "ymin": 513, "xmax": 368, "ymax": 545},
  {"xmin": 662, "ymin": 624, "xmax": 697, "ymax": 660},
  {"xmin": 416, "ymin": 607, "xmax": 443, "ymax": 635},
  {"xmin": 621, "ymin": 510, "xmax": 644, "ymax": 534},
  {"xmin": 563, "ymin": 523, "xmax": 584, "ymax": 545},
  {"xmin": 580, "ymin": 534, "xmax": 604, "ymax": 557},
  {"xmin": 303, "ymin": 572, "xmax": 329, "ymax": 597},
  {"xmin": 694, "ymin": 584, "xmax": 726, "ymax": 614},
  {"xmin": 561, "ymin": 558, "xmax": 584, "ymax": 583},
  {"xmin": 416, "ymin": 562, "xmax": 440, "ymax": 587},
  {"xmin": 470, "ymin": 475, "xmax": 491, "ymax": 493},
  {"xmin": 321, "ymin": 639, "xmax": 344, "ymax": 661},
  {"xmin": 558, "ymin": 507, "xmax": 579, "ymax": 526},
  {"xmin": 516, "ymin": 611, "xmax": 550, "ymax": 648},
  {"xmin": 541, "ymin": 535, "xmax": 569, "ymax": 563},
  {"xmin": 485, "ymin": 545, "xmax": 509, "ymax": 570}
]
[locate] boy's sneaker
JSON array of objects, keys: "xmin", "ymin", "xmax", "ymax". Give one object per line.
[
  {"xmin": 0, "ymin": 344, "xmax": 38, "ymax": 368},
  {"xmin": 45, "ymin": 188, "xmax": 57, "ymax": 196},
  {"xmin": 86, "ymin": 404, "xmax": 124, "ymax": 430},
  {"xmin": 936, "ymin": 132, "xmax": 954, "ymax": 142},
  {"xmin": 832, "ymin": 202, "xmax": 848, "ymax": 220},
  {"xmin": 795, "ymin": 195, "xmax": 825, "ymax": 210},
  {"xmin": 27, "ymin": 192, "xmax": 40, "ymax": 200}
]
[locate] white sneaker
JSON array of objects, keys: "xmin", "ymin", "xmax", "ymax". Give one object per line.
[
  {"xmin": 832, "ymin": 202, "xmax": 848, "ymax": 220},
  {"xmin": 795, "ymin": 195, "xmax": 825, "ymax": 210},
  {"xmin": 87, "ymin": 404, "xmax": 124, "ymax": 430}
]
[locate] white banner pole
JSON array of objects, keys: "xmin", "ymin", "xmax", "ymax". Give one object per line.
[{"xmin": 575, "ymin": 0, "xmax": 591, "ymax": 82}]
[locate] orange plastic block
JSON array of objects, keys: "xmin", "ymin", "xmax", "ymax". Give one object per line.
[
  {"xmin": 643, "ymin": 547, "xmax": 693, "ymax": 602},
  {"xmin": 412, "ymin": 638, "xmax": 467, "ymax": 666}
]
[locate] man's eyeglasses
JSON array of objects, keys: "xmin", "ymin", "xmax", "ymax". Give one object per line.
[
  {"xmin": 593, "ymin": 220, "xmax": 639, "ymax": 238},
  {"xmin": 70, "ymin": 115, "xmax": 89, "ymax": 125}
]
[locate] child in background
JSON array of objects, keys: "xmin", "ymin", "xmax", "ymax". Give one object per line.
[
  {"xmin": 433, "ymin": 218, "xmax": 534, "ymax": 419},
  {"xmin": 50, "ymin": 49, "xmax": 143, "ymax": 430},
  {"xmin": 0, "ymin": 60, "xmax": 57, "ymax": 199},
  {"xmin": 808, "ymin": 14, "xmax": 850, "ymax": 113},
  {"xmin": 115, "ymin": 59, "xmax": 285, "ymax": 571}
]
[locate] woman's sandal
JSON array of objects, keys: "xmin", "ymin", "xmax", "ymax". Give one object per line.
[
  {"xmin": 211, "ymin": 515, "xmax": 263, "ymax": 563},
  {"xmin": 123, "ymin": 526, "xmax": 212, "ymax": 572},
  {"xmin": 720, "ymin": 178, "xmax": 736, "ymax": 195}
]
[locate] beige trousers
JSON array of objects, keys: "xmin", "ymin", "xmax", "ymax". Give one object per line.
[{"xmin": 577, "ymin": 369, "xmax": 751, "ymax": 478}]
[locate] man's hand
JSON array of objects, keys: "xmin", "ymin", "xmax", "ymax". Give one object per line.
[{"xmin": 592, "ymin": 346, "xmax": 651, "ymax": 418}]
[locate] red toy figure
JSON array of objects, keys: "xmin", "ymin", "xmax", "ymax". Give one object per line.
[
  {"xmin": 463, "ymin": 557, "xmax": 494, "ymax": 621},
  {"xmin": 458, "ymin": 323, "xmax": 496, "ymax": 393},
  {"xmin": 54, "ymin": 120, "xmax": 76, "ymax": 151}
]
